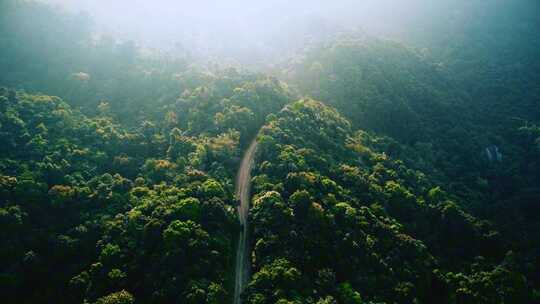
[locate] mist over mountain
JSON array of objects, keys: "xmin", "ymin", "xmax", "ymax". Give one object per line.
[
  {"xmin": 38, "ymin": 0, "xmax": 539, "ymax": 63},
  {"xmin": 1, "ymin": 1, "xmax": 539, "ymax": 303}
]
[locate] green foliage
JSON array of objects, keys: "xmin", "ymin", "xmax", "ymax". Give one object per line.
[
  {"xmin": 247, "ymin": 99, "xmax": 534, "ymax": 303},
  {"xmin": 336, "ymin": 282, "xmax": 362, "ymax": 304},
  {"xmin": 245, "ymin": 258, "xmax": 303, "ymax": 303},
  {"xmin": 94, "ymin": 290, "xmax": 134, "ymax": 304},
  {"xmin": 163, "ymin": 220, "xmax": 209, "ymax": 251},
  {"xmin": 0, "ymin": 1, "xmax": 538, "ymax": 303},
  {"xmin": 0, "ymin": 83, "xmax": 260, "ymax": 302}
]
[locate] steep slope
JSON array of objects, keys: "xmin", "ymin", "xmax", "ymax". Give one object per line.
[
  {"xmin": 0, "ymin": 74, "xmax": 292, "ymax": 303},
  {"xmin": 243, "ymin": 99, "xmax": 532, "ymax": 303}
]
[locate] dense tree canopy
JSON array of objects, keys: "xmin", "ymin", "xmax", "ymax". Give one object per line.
[
  {"xmin": 245, "ymin": 100, "xmax": 533, "ymax": 303},
  {"xmin": 0, "ymin": 1, "xmax": 539, "ymax": 303}
]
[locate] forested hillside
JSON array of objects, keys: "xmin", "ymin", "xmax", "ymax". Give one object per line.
[
  {"xmin": 1, "ymin": 0, "xmax": 539, "ymax": 303},
  {"xmin": 247, "ymin": 99, "xmax": 529, "ymax": 303}
]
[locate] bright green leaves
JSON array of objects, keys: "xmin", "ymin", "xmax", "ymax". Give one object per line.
[
  {"xmin": 214, "ymin": 105, "xmax": 255, "ymax": 136},
  {"xmin": 142, "ymin": 159, "xmax": 177, "ymax": 183},
  {"xmin": 184, "ymin": 281, "xmax": 227, "ymax": 304},
  {"xmin": 245, "ymin": 259, "xmax": 303, "ymax": 304},
  {"xmin": 94, "ymin": 290, "xmax": 135, "ymax": 304},
  {"xmin": 99, "ymin": 243, "xmax": 122, "ymax": 266},
  {"xmin": 288, "ymin": 190, "xmax": 311, "ymax": 218},
  {"xmin": 163, "ymin": 197, "xmax": 202, "ymax": 222},
  {"xmin": 383, "ymin": 180, "xmax": 418, "ymax": 222},
  {"xmin": 167, "ymin": 128, "xmax": 197, "ymax": 161},
  {"xmin": 437, "ymin": 254, "xmax": 530, "ymax": 304},
  {"xmin": 162, "ymin": 220, "xmax": 210, "ymax": 253},
  {"xmin": 201, "ymin": 179, "xmax": 226, "ymax": 200},
  {"xmin": 427, "ymin": 186, "xmax": 447, "ymax": 204},
  {"xmin": 337, "ymin": 282, "xmax": 362, "ymax": 304}
]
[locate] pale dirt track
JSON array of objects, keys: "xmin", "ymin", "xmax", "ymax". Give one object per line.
[{"xmin": 233, "ymin": 139, "xmax": 257, "ymax": 304}]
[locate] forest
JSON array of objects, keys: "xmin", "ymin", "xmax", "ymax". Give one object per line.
[{"xmin": 0, "ymin": 0, "xmax": 539, "ymax": 303}]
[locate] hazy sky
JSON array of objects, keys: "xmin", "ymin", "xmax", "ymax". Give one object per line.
[
  {"xmin": 40, "ymin": 0, "xmax": 531, "ymax": 62},
  {"xmin": 41, "ymin": 0, "xmax": 409, "ymax": 44}
]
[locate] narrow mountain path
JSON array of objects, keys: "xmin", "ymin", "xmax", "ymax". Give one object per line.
[{"xmin": 233, "ymin": 139, "xmax": 258, "ymax": 304}]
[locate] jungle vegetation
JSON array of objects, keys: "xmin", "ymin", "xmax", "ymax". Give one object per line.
[{"xmin": 1, "ymin": 0, "xmax": 539, "ymax": 303}]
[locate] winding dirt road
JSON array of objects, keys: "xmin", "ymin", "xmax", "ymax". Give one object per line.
[{"xmin": 233, "ymin": 139, "xmax": 257, "ymax": 304}]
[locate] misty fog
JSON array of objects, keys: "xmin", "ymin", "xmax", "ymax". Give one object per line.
[
  {"xmin": 40, "ymin": 0, "xmax": 533, "ymax": 63},
  {"xmin": 2, "ymin": 0, "xmax": 540, "ymax": 303}
]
